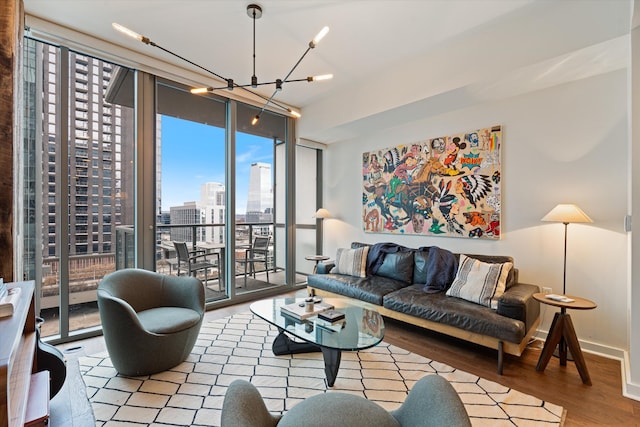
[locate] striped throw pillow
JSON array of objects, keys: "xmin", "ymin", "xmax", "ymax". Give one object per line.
[
  {"xmin": 446, "ymin": 254, "xmax": 513, "ymax": 309},
  {"xmin": 330, "ymin": 246, "xmax": 369, "ymax": 278}
]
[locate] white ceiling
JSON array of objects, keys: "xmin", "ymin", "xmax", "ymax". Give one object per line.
[{"xmin": 24, "ymin": 0, "xmax": 633, "ymax": 143}]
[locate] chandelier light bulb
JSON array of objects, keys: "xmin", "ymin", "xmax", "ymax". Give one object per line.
[
  {"xmin": 311, "ymin": 74, "xmax": 333, "ymax": 81},
  {"xmin": 251, "ymin": 115, "xmax": 260, "ymax": 125},
  {"xmin": 112, "ymin": 23, "xmax": 143, "ymax": 42},
  {"xmin": 190, "ymin": 87, "xmax": 210, "ymax": 94},
  {"xmin": 311, "ymin": 26, "xmax": 330, "ymax": 47}
]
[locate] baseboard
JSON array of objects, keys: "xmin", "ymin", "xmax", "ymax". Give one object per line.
[
  {"xmin": 623, "ymin": 352, "xmax": 640, "ymax": 401},
  {"xmin": 535, "ymin": 329, "xmax": 640, "ymax": 402},
  {"xmin": 534, "ymin": 330, "xmax": 625, "ymax": 360}
]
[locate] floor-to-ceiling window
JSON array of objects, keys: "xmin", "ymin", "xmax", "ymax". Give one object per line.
[
  {"xmin": 295, "ymin": 144, "xmax": 323, "ymax": 277},
  {"xmin": 20, "ymin": 31, "xmax": 323, "ymax": 340},
  {"xmin": 21, "ymin": 38, "xmax": 135, "ymax": 339}
]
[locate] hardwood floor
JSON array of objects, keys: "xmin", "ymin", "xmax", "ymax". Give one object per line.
[{"xmin": 57, "ymin": 290, "xmax": 640, "ymax": 426}]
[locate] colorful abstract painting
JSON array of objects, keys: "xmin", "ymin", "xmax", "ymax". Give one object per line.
[{"xmin": 362, "ymin": 125, "xmax": 502, "ymax": 239}]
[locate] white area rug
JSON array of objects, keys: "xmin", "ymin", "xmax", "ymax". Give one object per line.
[{"xmin": 80, "ymin": 313, "xmax": 565, "ymax": 426}]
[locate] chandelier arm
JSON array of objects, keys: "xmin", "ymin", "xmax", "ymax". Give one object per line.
[
  {"xmin": 151, "ymin": 42, "xmax": 229, "ymax": 83},
  {"xmin": 282, "ymin": 77, "xmax": 311, "ymax": 83},
  {"xmin": 279, "ymin": 46, "xmax": 313, "ymax": 84},
  {"xmin": 151, "ymin": 40, "xmax": 291, "ymax": 113},
  {"xmin": 245, "ymin": 89, "xmax": 291, "ymax": 113},
  {"xmin": 253, "ymin": 88, "xmax": 282, "ymax": 122}
]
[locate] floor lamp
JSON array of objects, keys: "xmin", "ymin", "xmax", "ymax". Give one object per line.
[
  {"xmin": 313, "ymin": 208, "xmax": 331, "ymax": 255},
  {"xmin": 541, "ymin": 203, "xmax": 593, "ymax": 360},
  {"xmin": 541, "ymin": 204, "xmax": 593, "ymax": 295}
]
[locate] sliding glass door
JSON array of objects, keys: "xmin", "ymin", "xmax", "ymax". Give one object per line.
[{"xmin": 153, "ymin": 79, "xmax": 228, "ymax": 302}]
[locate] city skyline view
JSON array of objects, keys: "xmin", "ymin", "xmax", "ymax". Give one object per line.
[{"xmin": 161, "ymin": 115, "xmax": 274, "ymax": 215}]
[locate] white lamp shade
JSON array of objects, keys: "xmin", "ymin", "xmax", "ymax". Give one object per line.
[
  {"xmin": 313, "ymin": 208, "xmax": 331, "ymax": 219},
  {"xmin": 541, "ymin": 204, "xmax": 593, "ymax": 224}
]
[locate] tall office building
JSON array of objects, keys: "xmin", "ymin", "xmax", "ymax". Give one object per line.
[
  {"xmin": 201, "ymin": 182, "xmax": 226, "ymax": 244},
  {"xmin": 169, "ymin": 202, "xmax": 207, "ymax": 243},
  {"xmin": 246, "ymin": 162, "xmax": 272, "ymax": 223}
]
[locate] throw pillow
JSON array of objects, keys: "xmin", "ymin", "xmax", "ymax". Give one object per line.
[
  {"xmin": 376, "ymin": 251, "xmax": 414, "ymax": 284},
  {"xmin": 445, "ymin": 254, "xmax": 513, "ymax": 309},
  {"xmin": 330, "ymin": 246, "xmax": 369, "ymax": 278}
]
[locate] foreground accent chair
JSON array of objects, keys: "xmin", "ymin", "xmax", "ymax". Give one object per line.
[
  {"xmin": 220, "ymin": 374, "xmax": 471, "ymax": 427},
  {"xmin": 97, "ymin": 268, "xmax": 205, "ymax": 376}
]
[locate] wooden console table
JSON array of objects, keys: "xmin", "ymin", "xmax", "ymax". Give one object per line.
[{"xmin": 0, "ymin": 281, "xmax": 48, "ymax": 426}]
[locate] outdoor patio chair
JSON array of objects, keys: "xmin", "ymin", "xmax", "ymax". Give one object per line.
[
  {"xmin": 173, "ymin": 241, "xmax": 220, "ymax": 289},
  {"xmin": 238, "ymin": 235, "xmax": 271, "ymax": 287}
]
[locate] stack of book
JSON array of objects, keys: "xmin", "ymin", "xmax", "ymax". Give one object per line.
[
  {"xmin": 280, "ymin": 301, "xmax": 334, "ymax": 320},
  {"xmin": 318, "ymin": 310, "xmax": 345, "ymax": 323},
  {"xmin": 0, "ymin": 284, "xmax": 20, "ymax": 318}
]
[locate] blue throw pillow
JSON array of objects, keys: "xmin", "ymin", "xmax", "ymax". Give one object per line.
[{"xmin": 423, "ymin": 247, "xmax": 459, "ymax": 293}]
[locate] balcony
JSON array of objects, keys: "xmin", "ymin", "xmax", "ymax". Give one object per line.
[{"xmin": 39, "ymin": 222, "xmax": 308, "ymax": 338}]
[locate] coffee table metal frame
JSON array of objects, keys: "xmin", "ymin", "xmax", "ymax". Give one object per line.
[{"xmin": 250, "ymin": 297, "xmax": 385, "ymax": 387}]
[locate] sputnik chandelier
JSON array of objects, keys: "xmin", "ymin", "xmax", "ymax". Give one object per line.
[{"xmin": 113, "ymin": 3, "xmax": 332, "ymax": 125}]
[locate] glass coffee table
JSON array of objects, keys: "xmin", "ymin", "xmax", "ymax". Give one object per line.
[{"xmin": 250, "ymin": 297, "xmax": 385, "ymax": 387}]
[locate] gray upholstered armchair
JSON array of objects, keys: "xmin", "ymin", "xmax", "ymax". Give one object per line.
[
  {"xmin": 220, "ymin": 374, "xmax": 471, "ymax": 427},
  {"xmin": 97, "ymin": 268, "xmax": 205, "ymax": 376}
]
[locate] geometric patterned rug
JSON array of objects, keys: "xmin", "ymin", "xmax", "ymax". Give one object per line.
[{"xmin": 79, "ymin": 313, "xmax": 565, "ymax": 426}]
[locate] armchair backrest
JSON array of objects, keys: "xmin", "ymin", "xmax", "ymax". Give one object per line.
[
  {"xmin": 173, "ymin": 241, "xmax": 190, "ymax": 263},
  {"xmin": 98, "ymin": 268, "xmax": 204, "ymax": 314}
]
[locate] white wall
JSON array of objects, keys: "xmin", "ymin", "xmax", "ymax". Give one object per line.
[{"xmin": 321, "ymin": 70, "xmax": 629, "ymax": 353}]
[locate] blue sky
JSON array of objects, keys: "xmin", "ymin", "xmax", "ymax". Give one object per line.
[{"xmin": 161, "ymin": 115, "xmax": 273, "ymax": 214}]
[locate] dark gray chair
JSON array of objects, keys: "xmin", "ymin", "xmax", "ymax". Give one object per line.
[
  {"xmin": 173, "ymin": 241, "xmax": 220, "ymax": 289},
  {"xmin": 220, "ymin": 374, "xmax": 471, "ymax": 427},
  {"xmin": 237, "ymin": 235, "xmax": 271, "ymax": 287},
  {"xmin": 97, "ymin": 268, "xmax": 204, "ymax": 376}
]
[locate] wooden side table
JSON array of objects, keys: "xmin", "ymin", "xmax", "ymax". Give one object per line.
[
  {"xmin": 533, "ymin": 293, "xmax": 597, "ymax": 385},
  {"xmin": 305, "ymin": 255, "xmax": 330, "ymax": 273}
]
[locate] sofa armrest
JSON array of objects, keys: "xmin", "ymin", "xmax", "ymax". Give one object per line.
[
  {"xmin": 497, "ymin": 283, "xmax": 540, "ymax": 333},
  {"xmin": 316, "ymin": 261, "xmax": 335, "ymax": 274}
]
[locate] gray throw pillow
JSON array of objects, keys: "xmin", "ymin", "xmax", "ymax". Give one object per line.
[
  {"xmin": 446, "ymin": 254, "xmax": 513, "ymax": 309},
  {"xmin": 330, "ymin": 246, "xmax": 369, "ymax": 277}
]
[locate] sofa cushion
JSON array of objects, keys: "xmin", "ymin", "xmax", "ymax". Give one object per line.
[
  {"xmin": 376, "ymin": 251, "xmax": 414, "ymax": 284},
  {"xmin": 446, "ymin": 255, "xmax": 513, "ymax": 309},
  {"xmin": 331, "ymin": 246, "xmax": 369, "ymax": 277},
  {"xmin": 383, "ymin": 285, "xmax": 526, "ymax": 343},
  {"xmin": 308, "ymin": 273, "xmax": 408, "ymax": 305}
]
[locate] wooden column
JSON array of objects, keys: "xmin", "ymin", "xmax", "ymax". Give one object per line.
[{"xmin": 0, "ymin": 0, "xmax": 23, "ymax": 282}]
